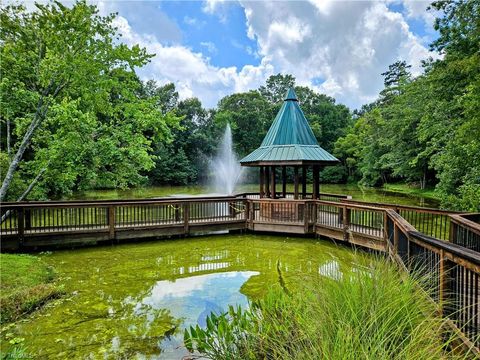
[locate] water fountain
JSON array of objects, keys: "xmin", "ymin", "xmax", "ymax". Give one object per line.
[{"xmin": 209, "ymin": 124, "xmax": 243, "ymax": 195}]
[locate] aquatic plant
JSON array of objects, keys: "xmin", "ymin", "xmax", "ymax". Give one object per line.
[{"xmin": 184, "ymin": 256, "xmax": 462, "ymax": 359}]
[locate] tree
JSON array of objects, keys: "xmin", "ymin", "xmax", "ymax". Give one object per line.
[
  {"xmin": 215, "ymin": 91, "xmax": 270, "ymax": 157},
  {"xmin": 295, "ymin": 86, "xmax": 351, "ymax": 153},
  {"xmin": 0, "ymin": 1, "xmax": 178, "ymax": 200},
  {"xmin": 379, "ymin": 61, "xmax": 412, "ymax": 105},
  {"xmin": 259, "ymin": 74, "xmax": 295, "ymax": 104}
]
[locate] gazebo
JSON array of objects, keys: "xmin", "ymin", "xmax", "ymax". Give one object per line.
[{"xmin": 240, "ymin": 88, "xmax": 338, "ymax": 199}]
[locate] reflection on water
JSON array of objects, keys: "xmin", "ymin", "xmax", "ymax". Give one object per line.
[
  {"xmin": 3, "ymin": 234, "xmax": 368, "ymax": 359},
  {"xmin": 137, "ymin": 271, "xmax": 258, "ymax": 358}
]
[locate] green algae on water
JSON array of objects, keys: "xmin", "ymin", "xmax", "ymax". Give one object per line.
[{"xmin": 1, "ymin": 234, "xmax": 367, "ymax": 359}]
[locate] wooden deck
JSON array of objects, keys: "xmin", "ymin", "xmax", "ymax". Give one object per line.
[{"xmin": 1, "ymin": 193, "xmax": 479, "ymax": 353}]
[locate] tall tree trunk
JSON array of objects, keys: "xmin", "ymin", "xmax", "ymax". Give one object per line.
[
  {"xmin": 7, "ymin": 118, "xmax": 11, "ymax": 159},
  {"xmin": 0, "ymin": 81, "xmax": 63, "ymax": 202},
  {"xmin": 0, "ymin": 167, "xmax": 47, "ymax": 223}
]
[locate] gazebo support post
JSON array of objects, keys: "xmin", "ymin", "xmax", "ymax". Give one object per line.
[
  {"xmin": 259, "ymin": 166, "xmax": 265, "ymax": 198},
  {"xmin": 271, "ymin": 166, "xmax": 276, "ymax": 199},
  {"xmin": 313, "ymin": 165, "xmax": 320, "ymax": 199},
  {"xmin": 265, "ymin": 166, "xmax": 270, "ymax": 198},
  {"xmin": 302, "ymin": 165, "xmax": 307, "ymax": 199},
  {"xmin": 282, "ymin": 166, "xmax": 287, "ymax": 198},
  {"xmin": 294, "ymin": 166, "xmax": 299, "ymax": 199}
]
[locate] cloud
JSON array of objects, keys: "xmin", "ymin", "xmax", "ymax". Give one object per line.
[
  {"xmin": 200, "ymin": 41, "xmax": 218, "ymax": 54},
  {"xmin": 113, "ymin": 15, "xmax": 274, "ymax": 107},
  {"xmin": 239, "ymin": 0, "xmax": 439, "ymax": 106},
  {"xmin": 104, "ymin": 0, "xmax": 439, "ymax": 109},
  {"xmin": 202, "ymin": 0, "xmax": 230, "ymax": 23},
  {"xmin": 97, "ymin": 1, "xmax": 182, "ymax": 44},
  {"xmin": 183, "ymin": 15, "xmax": 206, "ymax": 29}
]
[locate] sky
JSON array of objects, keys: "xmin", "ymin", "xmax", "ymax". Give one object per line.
[{"xmin": 75, "ymin": 1, "xmax": 440, "ymax": 109}]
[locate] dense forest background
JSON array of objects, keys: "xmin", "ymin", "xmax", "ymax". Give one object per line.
[{"xmin": 1, "ymin": 0, "xmax": 478, "ymax": 211}]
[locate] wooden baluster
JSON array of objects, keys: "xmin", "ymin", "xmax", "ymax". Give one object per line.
[{"xmin": 342, "ymin": 205, "xmax": 350, "ymax": 242}]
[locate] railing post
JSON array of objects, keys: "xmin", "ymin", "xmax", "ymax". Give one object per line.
[
  {"xmin": 175, "ymin": 205, "xmax": 180, "ymax": 222},
  {"xmin": 312, "ymin": 201, "xmax": 317, "ymax": 225},
  {"xmin": 108, "ymin": 206, "xmax": 115, "ymax": 240},
  {"xmin": 183, "ymin": 203, "xmax": 190, "ymax": 235},
  {"xmin": 229, "ymin": 201, "xmax": 236, "ymax": 218},
  {"xmin": 449, "ymin": 219, "xmax": 456, "ymax": 243},
  {"xmin": 343, "ymin": 205, "xmax": 350, "ymax": 241},
  {"xmin": 394, "ymin": 224, "xmax": 399, "ymax": 255},
  {"xmin": 383, "ymin": 211, "xmax": 388, "ymax": 244},
  {"xmin": 304, "ymin": 201, "xmax": 309, "ymax": 233},
  {"xmin": 17, "ymin": 208, "xmax": 25, "ymax": 247},
  {"xmin": 406, "ymin": 232, "xmax": 412, "ymax": 271},
  {"xmin": 244, "ymin": 200, "xmax": 250, "ymax": 229}
]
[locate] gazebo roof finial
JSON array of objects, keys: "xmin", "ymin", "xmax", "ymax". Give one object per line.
[{"xmin": 285, "ymin": 87, "xmax": 299, "ymax": 102}]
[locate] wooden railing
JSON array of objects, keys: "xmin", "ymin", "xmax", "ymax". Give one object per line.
[
  {"xmin": 450, "ymin": 214, "xmax": 480, "ymax": 252},
  {"xmin": 1, "ymin": 194, "xmax": 478, "ymax": 352},
  {"xmin": 341, "ymin": 199, "xmax": 458, "ymax": 241},
  {"xmin": 386, "ymin": 209, "xmax": 480, "ymax": 353},
  {"xmin": 237, "ymin": 191, "xmax": 350, "ymax": 202},
  {"xmin": 0, "ymin": 197, "xmax": 247, "ymax": 246}
]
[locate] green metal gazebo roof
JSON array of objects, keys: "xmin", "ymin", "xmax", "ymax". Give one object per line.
[{"xmin": 240, "ymin": 88, "xmax": 338, "ymax": 166}]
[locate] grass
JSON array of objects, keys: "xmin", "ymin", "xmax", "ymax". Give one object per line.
[
  {"xmin": 185, "ymin": 254, "xmax": 465, "ymax": 360},
  {"xmin": 383, "ymin": 183, "xmax": 439, "ymax": 201},
  {"xmin": 0, "ymin": 253, "xmax": 62, "ymax": 324}
]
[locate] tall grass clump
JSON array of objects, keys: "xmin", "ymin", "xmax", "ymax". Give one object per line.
[{"xmin": 184, "ymin": 255, "xmax": 462, "ymax": 359}]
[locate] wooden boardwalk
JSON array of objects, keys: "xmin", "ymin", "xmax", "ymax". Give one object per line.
[{"xmin": 1, "ymin": 193, "xmax": 479, "ymax": 353}]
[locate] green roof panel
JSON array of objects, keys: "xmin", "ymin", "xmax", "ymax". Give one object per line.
[{"xmin": 240, "ymin": 88, "xmax": 338, "ymax": 165}]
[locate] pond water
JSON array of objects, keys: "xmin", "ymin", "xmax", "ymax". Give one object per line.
[
  {"xmin": 3, "ymin": 234, "xmax": 370, "ymax": 359},
  {"xmin": 69, "ymin": 183, "xmax": 439, "ymax": 208}
]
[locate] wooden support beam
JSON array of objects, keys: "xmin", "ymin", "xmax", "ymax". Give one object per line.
[
  {"xmin": 271, "ymin": 166, "xmax": 276, "ymax": 199},
  {"xmin": 282, "ymin": 166, "xmax": 287, "ymax": 198},
  {"xmin": 302, "ymin": 165, "xmax": 307, "ymax": 199},
  {"xmin": 294, "ymin": 166, "xmax": 299, "ymax": 199},
  {"xmin": 259, "ymin": 166, "xmax": 265, "ymax": 198},
  {"xmin": 265, "ymin": 166, "xmax": 270, "ymax": 198},
  {"xmin": 313, "ymin": 165, "xmax": 320, "ymax": 199}
]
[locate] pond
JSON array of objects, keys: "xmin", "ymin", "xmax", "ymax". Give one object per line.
[
  {"xmin": 2, "ymin": 234, "xmax": 370, "ymax": 359},
  {"xmin": 68, "ymin": 183, "xmax": 440, "ymax": 208}
]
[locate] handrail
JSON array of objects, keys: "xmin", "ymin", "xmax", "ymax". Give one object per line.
[
  {"xmin": 450, "ymin": 214, "xmax": 480, "ymax": 236},
  {"xmin": 0, "ymin": 196, "xmax": 242, "ymax": 208},
  {"xmin": 340, "ymin": 198, "xmax": 460, "ymax": 214},
  {"xmin": 409, "ymin": 230, "xmax": 480, "ymax": 266}
]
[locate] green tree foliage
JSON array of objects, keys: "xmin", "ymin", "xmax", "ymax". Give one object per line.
[
  {"xmin": 259, "ymin": 73, "xmax": 295, "ymax": 104},
  {"xmin": 334, "ymin": 0, "xmax": 479, "ymax": 210},
  {"xmin": 0, "ymin": 1, "xmax": 179, "ymax": 200},
  {"xmin": 214, "ymin": 91, "xmax": 271, "ymax": 157},
  {"xmin": 146, "ymin": 83, "xmax": 218, "ymax": 185}
]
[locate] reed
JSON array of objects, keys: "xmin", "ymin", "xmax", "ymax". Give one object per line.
[{"xmin": 184, "ymin": 254, "xmax": 464, "ymax": 359}]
